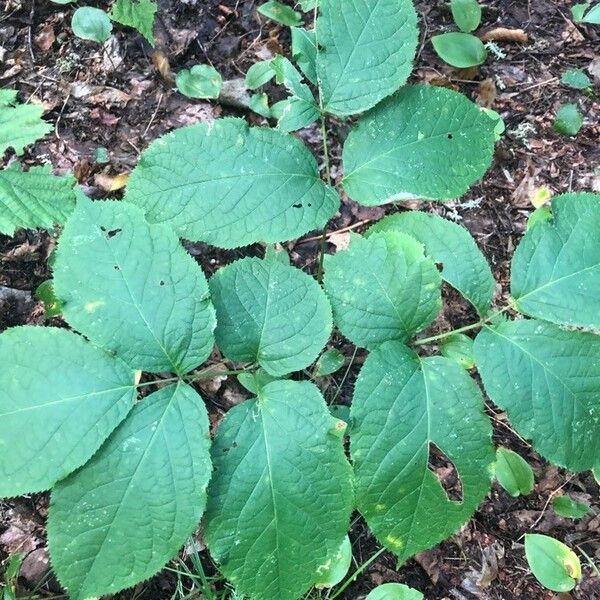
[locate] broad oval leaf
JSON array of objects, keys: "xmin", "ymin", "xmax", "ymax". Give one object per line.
[
  {"xmin": 451, "ymin": 0, "xmax": 482, "ymax": 32},
  {"xmin": 474, "ymin": 319, "xmax": 600, "ymax": 472},
  {"xmin": 342, "ymin": 86, "xmax": 496, "ymax": 205},
  {"xmin": 366, "ymin": 583, "xmax": 424, "ymax": 600},
  {"xmin": 54, "ymin": 197, "xmax": 216, "ymax": 374},
  {"xmin": 0, "ymin": 165, "xmax": 76, "ymax": 236},
  {"xmin": 0, "ymin": 327, "xmax": 136, "ymax": 497},
  {"xmin": 495, "ymin": 447, "xmax": 535, "ymax": 497},
  {"xmin": 210, "ymin": 257, "xmax": 332, "ymax": 376},
  {"xmin": 351, "ymin": 341, "xmax": 494, "ymax": 562},
  {"xmin": 71, "ymin": 7, "xmax": 112, "ymax": 43},
  {"xmin": 323, "ymin": 231, "xmax": 442, "ymax": 349},
  {"xmin": 314, "ymin": 535, "xmax": 352, "ymax": 589},
  {"xmin": 552, "ymin": 495, "xmax": 591, "ymax": 519},
  {"xmin": 431, "ymin": 33, "xmax": 487, "ymax": 68},
  {"xmin": 204, "ymin": 380, "xmax": 353, "ymax": 600},
  {"xmin": 48, "ymin": 383, "xmax": 211, "ymax": 600},
  {"xmin": 367, "ymin": 211, "xmax": 495, "ymax": 315},
  {"xmin": 511, "ymin": 192, "xmax": 600, "ymax": 330},
  {"xmin": 524, "ymin": 534, "xmax": 582, "ymax": 592},
  {"xmin": 316, "ymin": 0, "xmax": 418, "ymax": 116},
  {"xmin": 124, "ymin": 118, "xmax": 339, "ymax": 248},
  {"xmin": 176, "ymin": 64, "xmax": 223, "ymax": 99}
]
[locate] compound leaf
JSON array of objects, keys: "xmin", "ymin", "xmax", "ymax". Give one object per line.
[
  {"xmin": 0, "ymin": 164, "xmax": 76, "ymax": 235},
  {"xmin": 474, "ymin": 319, "xmax": 600, "ymax": 472},
  {"xmin": 205, "ymin": 380, "xmax": 353, "ymax": 600},
  {"xmin": 323, "ymin": 231, "xmax": 441, "ymax": 348},
  {"xmin": 0, "ymin": 327, "xmax": 136, "ymax": 497},
  {"xmin": 54, "ymin": 197, "xmax": 216, "ymax": 374},
  {"xmin": 124, "ymin": 118, "xmax": 339, "ymax": 248},
  {"xmin": 209, "ymin": 257, "xmax": 332, "ymax": 376},
  {"xmin": 316, "ymin": 0, "xmax": 418, "ymax": 116},
  {"xmin": 110, "ymin": 0, "xmax": 157, "ymax": 46},
  {"xmin": 48, "ymin": 383, "xmax": 211, "ymax": 600},
  {"xmin": 0, "ymin": 90, "xmax": 52, "ymax": 156},
  {"xmin": 351, "ymin": 342, "xmax": 494, "ymax": 562},
  {"xmin": 343, "ymin": 86, "xmax": 496, "ymax": 205},
  {"xmin": 511, "ymin": 192, "xmax": 600, "ymax": 329},
  {"xmin": 367, "ymin": 211, "xmax": 494, "ymax": 315}
]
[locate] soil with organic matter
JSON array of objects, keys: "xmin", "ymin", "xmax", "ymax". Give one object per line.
[{"xmin": 1, "ymin": 0, "xmax": 599, "ymax": 599}]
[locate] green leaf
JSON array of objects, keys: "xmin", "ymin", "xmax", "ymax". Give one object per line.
[
  {"xmin": 35, "ymin": 279, "xmax": 63, "ymax": 318},
  {"xmin": 0, "ymin": 327, "xmax": 136, "ymax": 497},
  {"xmin": 342, "ymin": 85, "xmax": 496, "ymax": 205},
  {"xmin": 0, "ymin": 90, "xmax": 52, "ymax": 156},
  {"xmin": 124, "ymin": 118, "xmax": 339, "ymax": 249},
  {"xmin": 571, "ymin": 3, "xmax": 591, "ymax": 22},
  {"xmin": 511, "ymin": 193, "xmax": 600, "ymax": 330},
  {"xmin": 316, "ymin": 0, "xmax": 418, "ymax": 116},
  {"xmin": 176, "ymin": 65, "xmax": 223, "ymax": 99},
  {"xmin": 209, "ymin": 257, "xmax": 332, "ymax": 376},
  {"xmin": 314, "ymin": 535, "xmax": 352, "ymax": 589},
  {"xmin": 440, "ymin": 333, "xmax": 476, "ymax": 369},
  {"xmin": 257, "ymin": 1, "xmax": 302, "ymax": 26},
  {"xmin": 495, "ymin": 447, "xmax": 534, "ymax": 497},
  {"xmin": 367, "ymin": 211, "xmax": 494, "ymax": 315},
  {"xmin": 432, "ymin": 32, "xmax": 487, "ymax": 68},
  {"xmin": 272, "ymin": 96, "xmax": 320, "ymax": 132},
  {"xmin": 0, "ymin": 165, "xmax": 76, "ymax": 235},
  {"xmin": 71, "ymin": 7, "xmax": 113, "ymax": 43},
  {"xmin": 561, "ymin": 68, "xmax": 592, "ymax": 90},
  {"xmin": 291, "ymin": 27, "xmax": 317, "ymax": 84},
  {"xmin": 552, "ymin": 495, "xmax": 591, "ymax": 519},
  {"xmin": 271, "ymin": 55, "xmax": 315, "ymax": 101},
  {"xmin": 204, "ymin": 380, "xmax": 353, "ymax": 600},
  {"xmin": 351, "ymin": 342, "xmax": 494, "ymax": 562},
  {"xmin": 248, "ymin": 92, "xmax": 272, "ymax": 118},
  {"xmin": 110, "ymin": 0, "xmax": 157, "ymax": 46},
  {"xmin": 524, "ymin": 534, "xmax": 582, "ymax": 592},
  {"xmin": 365, "ymin": 583, "xmax": 424, "ymax": 600},
  {"xmin": 245, "ymin": 61, "xmax": 276, "ymax": 90},
  {"xmin": 48, "ymin": 383, "xmax": 211, "ymax": 600},
  {"xmin": 582, "ymin": 3, "xmax": 600, "ymax": 23},
  {"xmin": 299, "ymin": 0, "xmax": 318, "ymax": 10},
  {"xmin": 474, "ymin": 319, "xmax": 600, "ymax": 472},
  {"xmin": 315, "ymin": 348, "xmax": 345, "ymax": 376},
  {"xmin": 451, "ymin": 0, "xmax": 482, "ymax": 32},
  {"xmin": 554, "ymin": 103, "xmax": 583, "ymax": 136},
  {"xmin": 53, "ymin": 197, "xmax": 216, "ymax": 374},
  {"xmin": 323, "ymin": 231, "xmax": 442, "ymax": 349},
  {"xmin": 237, "ymin": 368, "xmax": 280, "ymax": 394}
]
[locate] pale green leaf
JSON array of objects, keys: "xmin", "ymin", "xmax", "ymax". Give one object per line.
[
  {"xmin": 316, "ymin": 0, "xmax": 418, "ymax": 116},
  {"xmin": 0, "ymin": 165, "xmax": 76, "ymax": 235},
  {"xmin": 314, "ymin": 535, "xmax": 352, "ymax": 589},
  {"xmin": 323, "ymin": 231, "xmax": 441, "ymax": 349},
  {"xmin": 53, "ymin": 197, "xmax": 216, "ymax": 374},
  {"xmin": 248, "ymin": 92, "xmax": 272, "ymax": 118},
  {"xmin": 110, "ymin": 0, "xmax": 157, "ymax": 46},
  {"xmin": 291, "ymin": 27, "xmax": 317, "ymax": 84},
  {"xmin": 71, "ymin": 7, "xmax": 113, "ymax": 43},
  {"xmin": 204, "ymin": 380, "xmax": 353, "ymax": 600},
  {"xmin": 209, "ymin": 257, "xmax": 332, "ymax": 376},
  {"xmin": 351, "ymin": 341, "xmax": 494, "ymax": 562},
  {"xmin": 366, "ymin": 583, "xmax": 424, "ymax": 600},
  {"xmin": 342, "ymin": 86, "xmax": 496, "ymax": 205},
  {"xmin": 440, "ymin": 333, "xmax": 475, "ymax": 370},
  {"xmin": 271, "ymin": 55, "xmax": 315, "ymax": 102},
  {"xmin": 48, "ymin": 383, "xmax": 211, "ymax": 600},
  {"xmin": 124, "ymin": 118, "xmax": 339, "ymax": 248},
  {"xmin": 582, "ymin": 3, "xmax": 600, "ymax": 23},
  {"xmin": 299, "ymin": 0, "xmax": 318, "ymax": 10},
  {"xmin": 176, "ymin": 65, "xmax": 222, "ymax": 99},
  {"xmin": 432, "ymin": 32, "xmax": 487, "ymax": 68},
  {"xmin": 511, "ymin": 193, "xmax": 600, "ymax": 329},
  {"xmin": 571, "ymin": 3, "xmax": 591, "ymax": 22},
  {"xmin": 561, "ymin": 68, "xmax": 592, "ymax": 90},
  {"xmin": 451, "ymin": 0, "xmax": 482, "ymax": 32},
  {"xmin": 552, "ymin": 495, "xmax": 591, "ymax": 519},
  {"xmin": 525, "ymin": 534, "xmax": 582, "ymax": 592},
  {"xmin": 554, "ymin": 103, "xmax": 583, "ymax": 136},
  {"xmin": 0, "ymin": 90, "xmax": 52, "ymax": 156},
  {"xmin": 237, "ymin": 368, "xmax": 280, "ymax": 394},
  {"xmin": 0, "ymin": 327, "xmax": 136, "ymax": 497},
  {"xmin": 495, "ymin": 447, "xmax": 535, "ymax": 497},
  {"xmin": 315, "ymin": 348, "xmax": 345, "ymax": 376},
  {"xmin": 258, "ymin": 1, "xmax": 302, "ymax": 26},
  {"xmin": 245, "ymin": 61, "xmax": 276, "ymax": 90},
  {"xmin": 272, "ymin": 96, "xmax": 319, "ymax": 132},
  {"xmin": 474, "ymin": 319, "xmax": 600, "ymax": 472},
  {"xmin": 367, "ymin": 211, "xmax": 495, "ymax": 315}
]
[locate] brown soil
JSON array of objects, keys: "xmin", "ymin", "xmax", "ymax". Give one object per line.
[{"xmin": 1, "ymin": 0, "xmax": 599, "ymax": 599}]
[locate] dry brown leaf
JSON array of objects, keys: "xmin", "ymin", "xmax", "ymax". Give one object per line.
[
  {"xmin": 152, "ymin": 50, "xmax": 173, "ymax": 81},
  {"xmin": 35, "ymin": 24, "xmax": 55, "ymax": 52},
  {"xmin": 481, "ymin": 28, "xmax": 528, "ymax": 43},
  {"xmin": 476, "ymin": 78, "xmax": 497, "ymax": 108},
  {"xmin": 95, "ymin": 172, "xmax": 129, "ymax": 192}
]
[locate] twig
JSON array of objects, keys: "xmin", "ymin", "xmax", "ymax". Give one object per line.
[{"xmin": 143, "ymin": 92, "xmax": 164, "ymax": 138}]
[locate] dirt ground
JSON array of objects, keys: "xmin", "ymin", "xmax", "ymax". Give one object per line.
[{"xmin": 0, "ymin": 0, "xmax": 599, "ymax": 598}]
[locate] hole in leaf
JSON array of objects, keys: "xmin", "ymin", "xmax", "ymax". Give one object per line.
[
  {"xmin": 100, "ymin": 226, "xmax": 107, "ymax": 232},
  {"xmin": 435, "ymin": 261, "xmax": 444, "ymax": 272},
  {"xmin": 159, "ymin": 280, "xmax": 165, "ymax": 286},
  {"xmin": 292, "ymin": 203, "xmax": 302, "ymax": 209},
  {"xmin": 106, "ymin": 228, "xmax": 122, "ymax": 239},
  {"xmin": 113, "ymin": 265, "xmax": 120, "ymax": 270},
  {"xmin": 427, "ymin": 442, "xmax": 463, "ymax": 503},
  {"xmin": 447, "ymin": 133, "xmax": 453, "ymax": 140}
]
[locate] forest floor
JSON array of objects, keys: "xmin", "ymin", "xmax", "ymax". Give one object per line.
[{"xmin": 1, "ymin": 0, "xmax": 599, "ymax": 598}]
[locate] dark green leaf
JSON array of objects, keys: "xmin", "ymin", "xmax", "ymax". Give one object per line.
[{"xmin": 432, "ymin": 32, "xmax": 487, "ymax": 68}]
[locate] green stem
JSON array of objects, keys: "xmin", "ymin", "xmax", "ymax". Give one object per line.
[
  {"xmin": 329, "ymin": 547, "xmax": 387, "ymax": 600},
  {"xmin": 134, "ymin": 367, "xmax": 254, "ymax": 391}
]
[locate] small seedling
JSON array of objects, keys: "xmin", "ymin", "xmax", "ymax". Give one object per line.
[
  {"xmin": 365, "ymin": 583, "xmax": 424, "ymax": 600},
  {"xmin": 258, "ymin": 1, "xmax": 302, "ymax": 26},
  {"xmin": 110, "ymin": 0, "xmax": 157, "ymax": 46},
  {"xmin": 71, "ymin": 7, "xmax": 113, "ymax": 43},
  {"xmin": 561, "ymin": 68, "xmax": 593, "ymax": 90},
  {"xmin": 176, "ymin": 65, "xmax": 223, "ymax": 99},
  {"xmin": 495, "ymin": 448, "xmax": 535, "ymax": 497},
  {"xmin": 554, "ymin": 102, "xmax": 584, "ymax": 136},
  {"xmin": 552, "ymin": 496, "xmax": 592, "ymax": 519},
  {"xmin": 525, "ymin": 534, "xmax": 582, "ymax": 592}
]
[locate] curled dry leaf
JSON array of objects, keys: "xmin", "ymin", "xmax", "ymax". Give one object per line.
[{"xmin": 480, "ymin": 28, "xmax": 529, "ymax": 43}]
